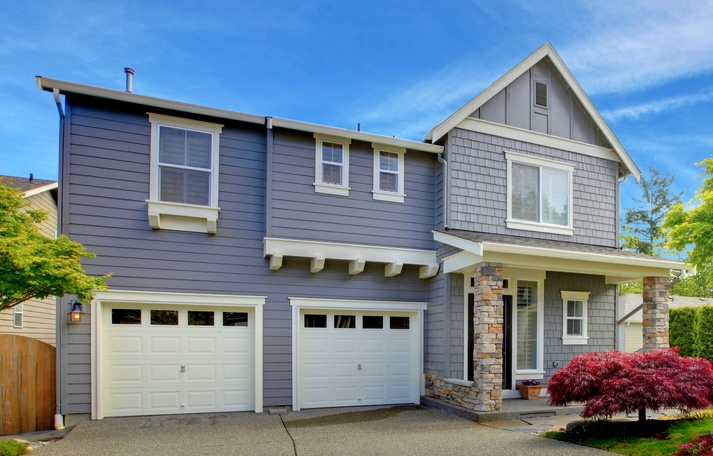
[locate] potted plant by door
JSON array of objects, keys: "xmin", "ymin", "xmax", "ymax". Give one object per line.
[{"xmin": 518, "ymin": 379, "xmax": 543, "ymax": 400}]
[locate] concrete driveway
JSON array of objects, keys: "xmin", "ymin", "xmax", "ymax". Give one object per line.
[{"xmin": 31, "ymin": 406, "xmax": 610, "ymax": 456}]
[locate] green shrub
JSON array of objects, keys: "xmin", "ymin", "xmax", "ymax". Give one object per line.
[
  {"xmin": 670, "ymin": 307, "xmax": 699, "ymax": 357},
  {"xmin": 0, "ymin": 440, "xmax": 28, "ymax": 456},
  {"xmin": 695, "ymin": 306, "xmax": 713, "ymax": 362}
]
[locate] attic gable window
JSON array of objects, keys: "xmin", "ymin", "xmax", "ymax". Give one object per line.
[
  {"xmin": 314, "ymin": 134, "xmax": 351, "ymax": 196},
  {"xmin": 147, "ymin": 113, "xmax": 223, "ymax": 234},
  {"xmin": 505, "ymin": 151, "xmax": 574, "ymax": 236}
]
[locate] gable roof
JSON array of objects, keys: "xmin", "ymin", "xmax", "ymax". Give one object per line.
[
  {"xmin": 424, "ymin": 43, "xmax": 640, "ymax": 181},
  {"xmin": 0, "ymin": 175, "xmax": 58, "ymax": 197}
]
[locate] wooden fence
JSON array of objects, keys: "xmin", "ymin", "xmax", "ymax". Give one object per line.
[{"xmin": 0, "ymin": 335, "xmax": 56, "ymax": 435}]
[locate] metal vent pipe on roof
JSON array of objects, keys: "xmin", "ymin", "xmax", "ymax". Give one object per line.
[{"xmin": 124, "ymin": 67, "xmax": 135, "ymax": 92}]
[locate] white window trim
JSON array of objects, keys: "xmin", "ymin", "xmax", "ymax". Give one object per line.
[
  {"xmin": 90, "ymin": 290, "xmax": 266, "ymax": 419},
  {"xmin": 147, "ymin": 113, "xmax": 223, "ymax": 234},
  {"xmin": 314, "ymin": 133, "xmax": 351, "ymax": 196},
  {"xmin": 505, "ymin": 151, "xmax": 575, "ymax": 236},
  {"xmin": 372, "ymin": 144, "xmax": 406, "ymax": 203},
  {"xmin": 13, "ymin": 303, "xmax": 23, "ymax": 328},
  {"xmin": 561, "ymin": 290, "xmax": 590, "ymax": 345}
]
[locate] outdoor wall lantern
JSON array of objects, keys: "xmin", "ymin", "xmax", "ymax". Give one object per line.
[{"xmin": 69, "ymin": 301, "xmax": 84, "ymax": 323}]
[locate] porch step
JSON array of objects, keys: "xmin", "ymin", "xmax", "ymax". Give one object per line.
[{"xmin": 421, "ymin": 396, "xmax": 584, "ymax": 423}]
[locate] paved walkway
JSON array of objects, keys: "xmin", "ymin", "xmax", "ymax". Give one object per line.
[{"xmin": 20, "ymin": 406, "xmax": 610, "ymax": 456}]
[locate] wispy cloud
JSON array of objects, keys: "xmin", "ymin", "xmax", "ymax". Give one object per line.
[
  {"xmin": 602, "ymin": 90, "xmax": 713, "ymax": 122},
  {"xmin": 561, "ymin": 1, "xmax": 713, "ymax": 95}
]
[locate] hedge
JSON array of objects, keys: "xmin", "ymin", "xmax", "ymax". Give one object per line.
[{"xmin": 669, "ymin": 305, "xmax": 713, "ymax": 362}]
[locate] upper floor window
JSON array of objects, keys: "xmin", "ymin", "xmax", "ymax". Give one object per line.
[
  {"xmin": 372, "ymin": 145, "xmax": 405, "ymax": 203},
  {"xmin": 314, "ymin": 134, "xmax": 350, "ymax": 196},
  {"xmin": 147, "ymin": 113, "xmax": 223, "ymax": 234},
  {"xmin": 561, "ymin": 291, "xmax": 590, "ymax": 345},
  {"xmin": 14, "ymin": 303, "xmax": 23, "ymax": 328},
  {"xmin": 505, "ymin": 151, "xmax": 574, "ymax": 236}
]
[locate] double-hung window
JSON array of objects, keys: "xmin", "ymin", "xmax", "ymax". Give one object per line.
[
  {"xmin": 147, "ymin": 114, "xmax": 223, "ymax": 234},
  {"xmin": 314, "ymin": 134, "xmax": 350, "ymax": 196},
  {"xmin": 505, "ymin": 151, "xmax": 574, "ymax": 236},
  {"xmin": 13, "ymin": 303, "xmax": 23, "ymax": 328},
  {"xmin": 561, "ymin": 291, "xmax": 589, "ymax": 345},
  {"xmin": 372, "ymin": 145, "xmax": 405, "ymax": 203}
]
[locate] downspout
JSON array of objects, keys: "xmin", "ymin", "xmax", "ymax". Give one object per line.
[
  {"xmin": 437, "ymin": 147, "xmax": 449, "ymax": 230},
  {"xmin": 52, "ymin": 88, "xmax": 66, "ymax": 430}
]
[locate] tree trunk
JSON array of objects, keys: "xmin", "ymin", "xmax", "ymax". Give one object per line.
[{"xmin": 638, "ymin": 407, "xmax": 647, "ymax": 422}]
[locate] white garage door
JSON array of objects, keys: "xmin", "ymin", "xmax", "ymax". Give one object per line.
[
  {"xmin": 101, "ymin": 304, "xmax": 255, "ymax": 417},
  {"xmin": 298, "ymin": 310, "xmax": 420, "ymax": 409}
]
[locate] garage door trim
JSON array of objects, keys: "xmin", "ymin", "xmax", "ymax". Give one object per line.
[
  {"xmin": 91, "ymin": 290, "xmax": 266, "ymax": 419},
  {"xmin": 289, "ymin": 297, "xmax": 427, "ymax": 411}
]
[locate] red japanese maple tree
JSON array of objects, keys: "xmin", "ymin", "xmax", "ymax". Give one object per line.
[{"xmin": 547, "ymin": 349, "xmax": 713, "ymax": 422}]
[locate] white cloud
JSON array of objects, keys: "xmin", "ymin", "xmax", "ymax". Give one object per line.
[
  {"xmin": 602, "ymin": 90, "xmax": 713, "ymax": 122},
  {"xmin": 560, "ymin": 1, "xmax": 713, "ymax": 94}
]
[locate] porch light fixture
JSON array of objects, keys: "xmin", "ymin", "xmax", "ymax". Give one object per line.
[{"xmin": 69, "ymin": 301, "xmax": 84, "ymax": 323}]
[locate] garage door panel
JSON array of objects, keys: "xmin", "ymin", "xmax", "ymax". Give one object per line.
[
  {"xmin": 103, "ymin": 305, "xmax": 256, "ymax": 417},
  {"xmin": 299, "ymin": 309, "xmax": 420, "ymax": 409}
]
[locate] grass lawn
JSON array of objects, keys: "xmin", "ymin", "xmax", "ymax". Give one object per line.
[{"xmin": 543, "ymin": 417, "xmax": 713, "ymax": 456}]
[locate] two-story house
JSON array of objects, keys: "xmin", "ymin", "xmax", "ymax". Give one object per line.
[{"xmin": 38, "ymin": 43, "xmax": 682, "ymax": 423}]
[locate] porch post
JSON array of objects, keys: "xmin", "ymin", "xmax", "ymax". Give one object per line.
[
  {"xmin": 642, "ymin": 276, "xmax": 670, "ymax": 352},
  {"xmin": 472, "ymin": 262, "xmax": 504, "ymax": 411}
]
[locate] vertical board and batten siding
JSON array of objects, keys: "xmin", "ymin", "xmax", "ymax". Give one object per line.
[
  {"xmin": 448, "ymin": 128, "xmax": 618, "ymax": 247},
  {"xmin": 270, "ymin": 129, "xmax": 436, "ymax": 250},
  {"xmin": 61, "ymin": 96, "xmax": 433, "ymax": 412}
]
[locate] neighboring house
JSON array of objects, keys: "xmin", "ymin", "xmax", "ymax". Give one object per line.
[
  {"xmin": 0, "ymin": 175, "xmax": 58, "ymax": 346},
  {"xmin": 618, "ymin": 294, "xmax": 713, "ymax": 353},
  {"xmin": 37, "ymin": 43, "xmax": 684, "ymax": 422}
]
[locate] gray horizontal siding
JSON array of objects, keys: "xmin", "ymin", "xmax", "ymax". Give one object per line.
[
  {"xmin": 61, "ymin": 96, "xmax": 433, "ymax": 412},
  {"xmin": 448, "ymin": 128, "xmax": 618, "ymax": 247},
  {"xmin": 270, "ymin": 129, "xmax": 436, "ymax": 250}
]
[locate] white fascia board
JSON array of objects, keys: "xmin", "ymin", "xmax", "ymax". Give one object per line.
[
  {"xmin": 289, "ymin": 297, "xmax": 427, "ymax": 312},
  {"xmin": 271, "ymin": 117, "xmax": 444, "ymax": 154},
  {"xmin": 36, "ymin": 77, "xmax": 265, "ymax": 126},
  {"xmin": 470, "ymin": 119, "xmax": 620, "ymax": 163},
  {"xmin": 432, "ymin": 230, "xmax": 484, "ymax": 256},
  {"xmin": 22, "ymin": 182, "xmax": 58, "ymax": 198},
  {"xmin": 92, "ymin": 290, "xmax": 266, "ymax": 306},
  {"xmin": 482, "ymin": 242, "xmax": 685, "ymax": 272},
  {"xmin": 263, "ymin": 237, "xmax": 436, "ymax": 266}
]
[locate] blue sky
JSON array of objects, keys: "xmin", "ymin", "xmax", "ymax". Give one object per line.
[{"xmin": 2, "ymin": 0, "xmax": 712, "ymax": 214}]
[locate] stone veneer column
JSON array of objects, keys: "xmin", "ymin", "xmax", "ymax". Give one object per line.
[
  {"xmin": 472, "ymin": 263, "xmax": 504, "ymax": 412},
  {"xmin": 642, "ymin": 276, "xmax": 670, "ymax": 352}
]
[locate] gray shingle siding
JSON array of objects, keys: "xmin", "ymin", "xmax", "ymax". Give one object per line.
[{"xmin": 447, "ymin": 128, "xmax": 618, "ymax": 247}]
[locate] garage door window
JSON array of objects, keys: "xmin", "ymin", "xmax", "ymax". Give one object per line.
[
  {"xmin": 363, "ymin": 316, "xmax": 383, "ymax": 329},
  {"xmin": 188, "ymin": 310, "xmax": 214, "ymax": 326},
  {"xmin": 150, "ymin": 310, "xmax": 178, "ymax": 326},
  {"xmin": 334, "ymin": 315, "xmax": 356, "ymax": 329},
  {"xmin": 304, "ymin": 314, "xmax": 327, "ymax": 328},
  {"xmin": 223, "ymin": 312, "xmax": 248, "ymax": 327},
  {"xmin": 112, "ymin": 309, "xmax": 141, "ymax": 325},
  {"xmin": 390, "ymin": 316, "xmax": 410, "ymax": 329}
]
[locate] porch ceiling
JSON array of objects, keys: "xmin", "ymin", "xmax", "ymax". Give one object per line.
[{"xmin": 434, "ymin": 230, "xmax": 686, "ymax": 284}]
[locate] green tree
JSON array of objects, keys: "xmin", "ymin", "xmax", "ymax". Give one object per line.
[
  {"xmin": 0, "ymin": 180, "xmax": 109, "ymax": 312},
  {"xmin": 670, "ymin": 307, "xmax": 699, "ymax": 357},
  {"xmin": 622, "ymin": 167, "xmax": 683, "ymax": 256},
  {"xmin": 695, "ymin": 306, "xmax": 713, "ymax": 362},
  {"xmin": 665, "ymin": 159, "xmax": 713, "ymax": 289}
]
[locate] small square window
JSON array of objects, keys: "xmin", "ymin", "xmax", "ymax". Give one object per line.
[
  {"xmin": 112, "ymin": 309, "xmax": 142, "ymax": 325},
  {"xmin": 561, "ymin": 291, "xmax": 589, "ymax": 345},
  {"xmin": 390, "ymin": 316, "xmax": 410, "ymax": 330},
  {"xmin": 304, "ymin": 314, "xmax": 327, "ymax": 328},
  {"xmin": 363, "ymin": 316, "xmax": 384, "ymax": 329},
  {"xmin": 13, "ymin": 304, "xmax": 23, "ymax": 328},
  {"xmin": 334, "ymin": 315, "xmax": 355, "ymax": 329},
  {"xmin": 151, "ymin": 310, "xmax": 178, "ymax": 326},
  {"xmin": 223, "ymin": 312, "xmax": 248, "ymax": 327},
  {"xmin": 188, "ymin": 311, "xmax": 214, "ymax": 326}
]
